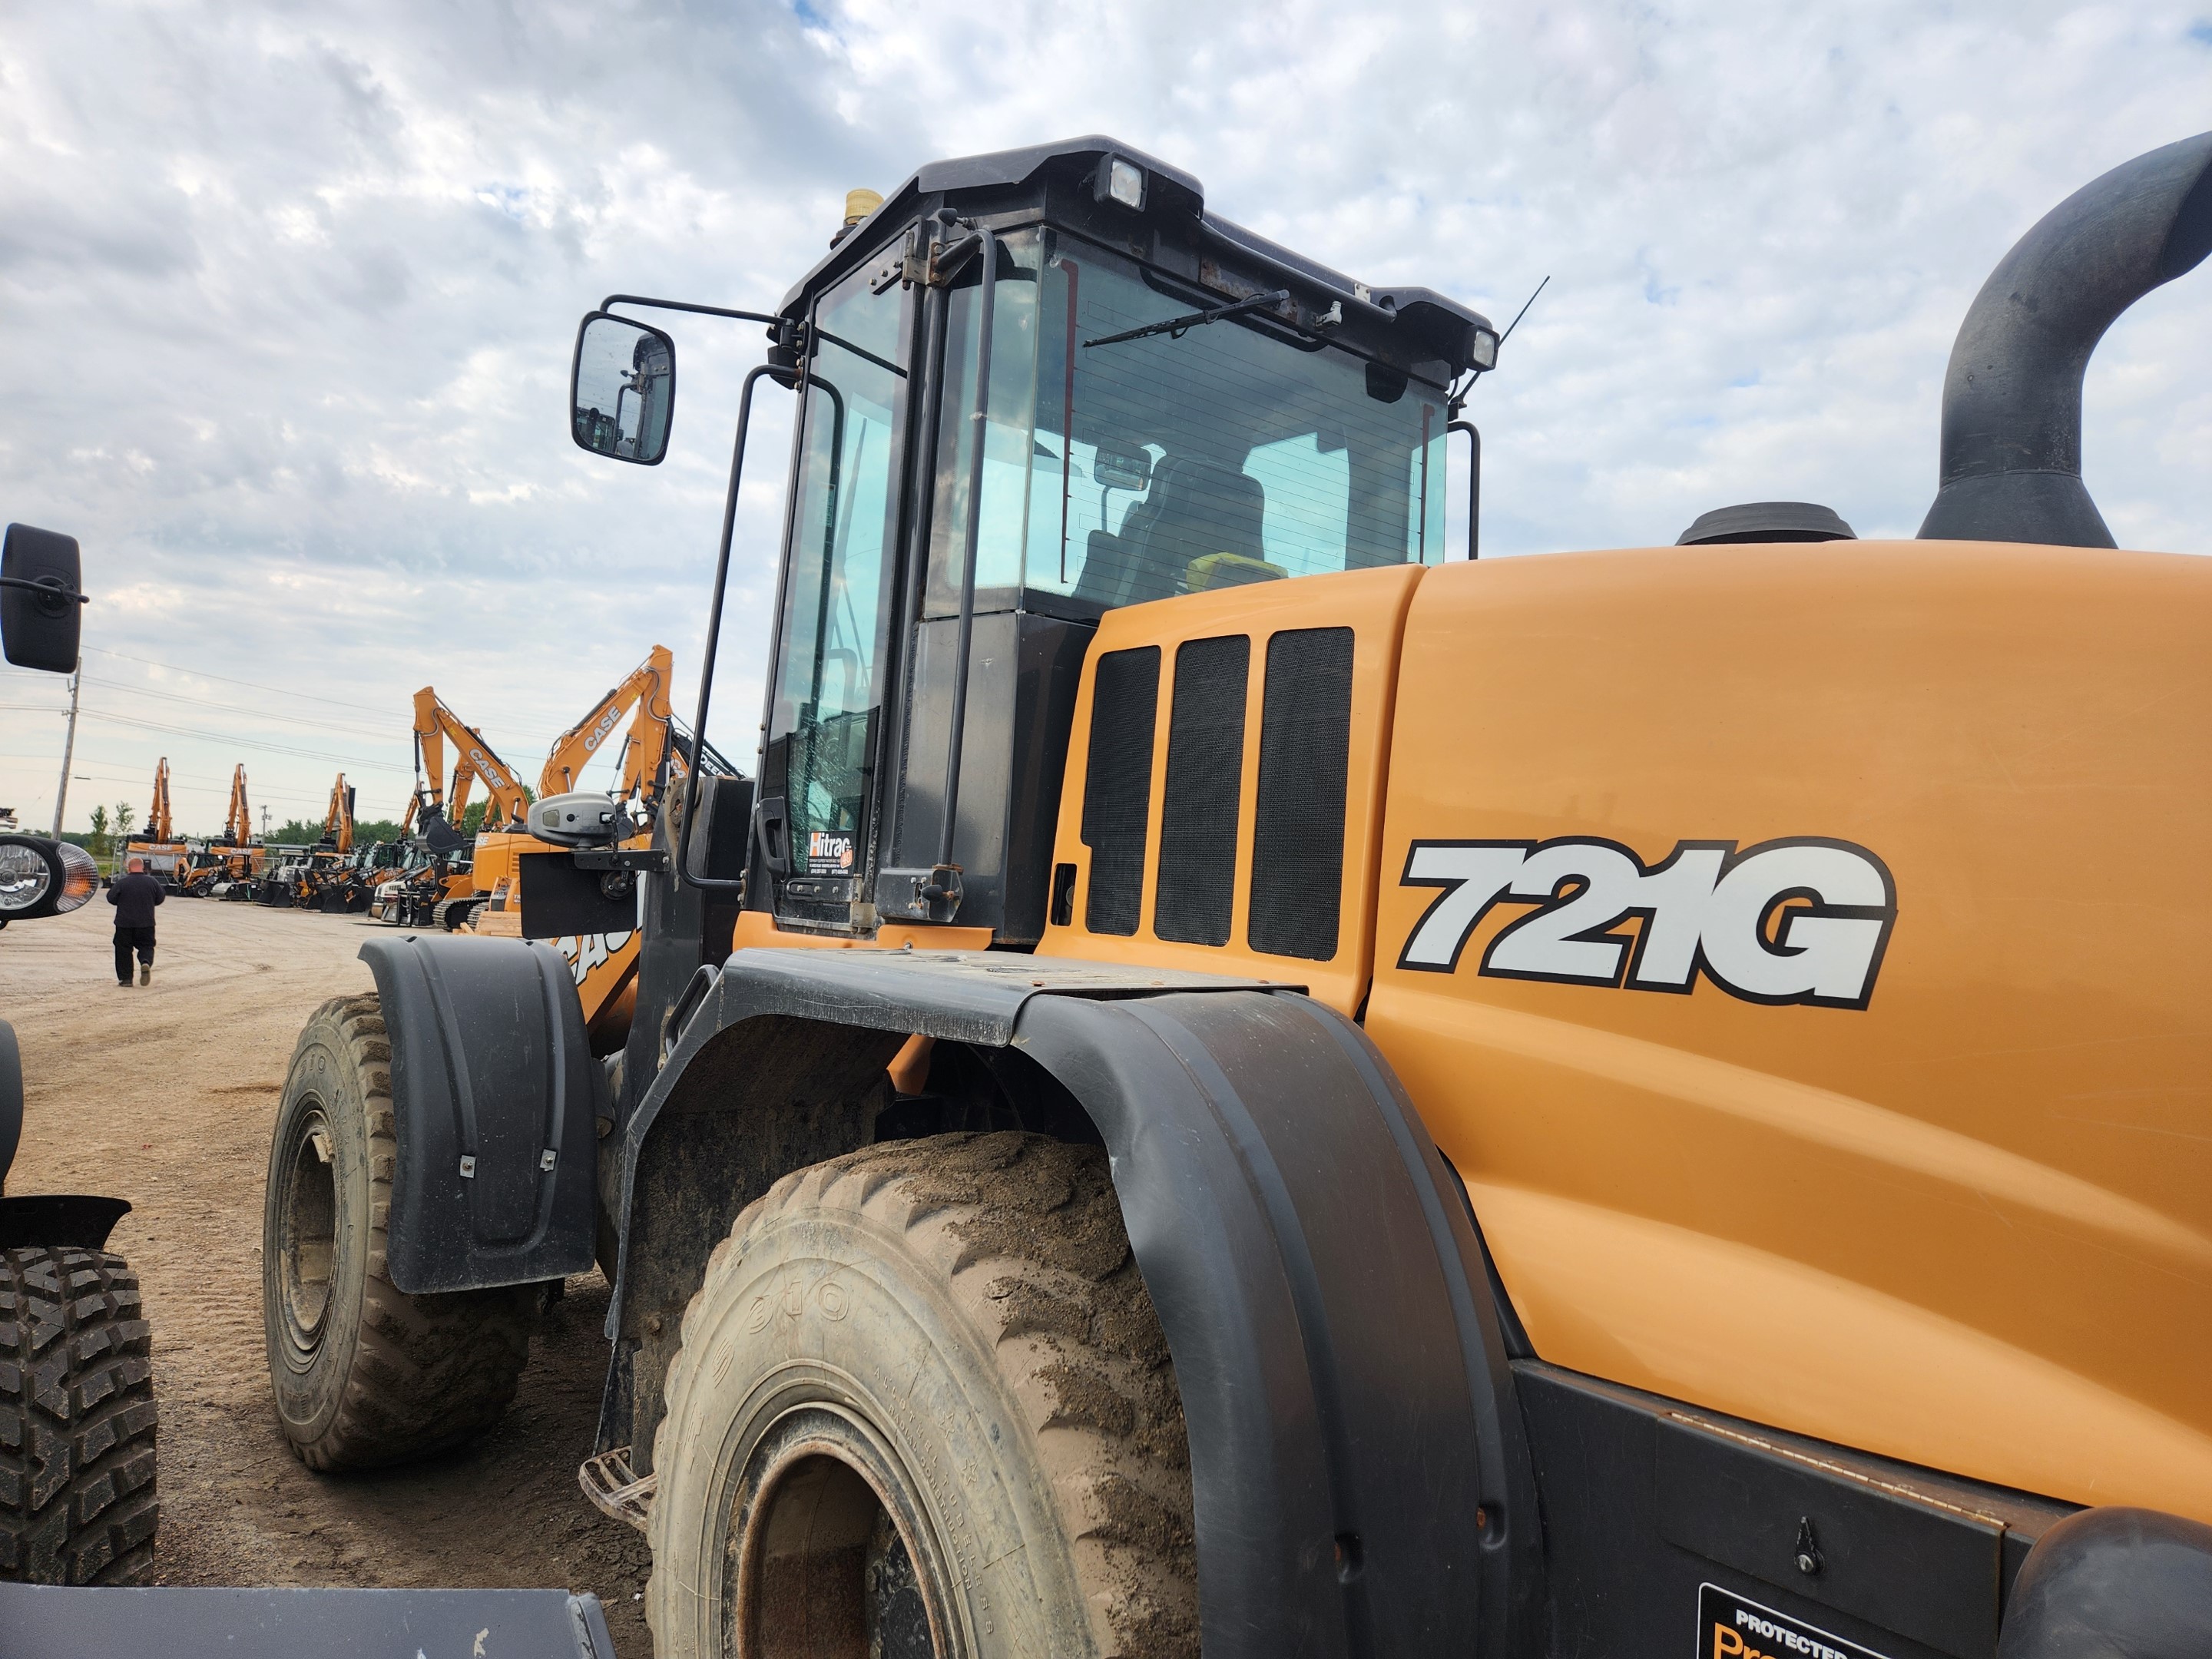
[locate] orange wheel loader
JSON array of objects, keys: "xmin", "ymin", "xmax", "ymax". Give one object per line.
[{"xmin": 251, "ymin": 135, "xmax": 2212, "ymax": 1658}]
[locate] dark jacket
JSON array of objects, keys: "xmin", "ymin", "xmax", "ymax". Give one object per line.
[{"xmin": 106, "ymin": 872, "xmax": 166, "ymax": 929}]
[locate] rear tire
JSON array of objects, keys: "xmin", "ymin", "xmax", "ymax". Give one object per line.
[
  {"xmin": 0, "ymin": 1247, "xmax": 158, "ymax": 1584},
  {"xmin": 262, "ymin": 995, "xmax": 541, "ymax": 1469},
  {"xmin": 646, "ymin": 1131, "xmax": 1197, "ymax": 1659}
]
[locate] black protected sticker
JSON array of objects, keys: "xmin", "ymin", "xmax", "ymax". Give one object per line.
[{"xmin": 1698, "ymin": 1584, "xmax": 1893, "ymax": 1659}]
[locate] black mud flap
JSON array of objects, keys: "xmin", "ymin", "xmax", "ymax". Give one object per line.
[
  {"xmin": 0, "ymin": 1194, "xmax": 130, "ymax": 1250},
  {"xmin": 0, "ymin": 1584, "xmax": 614, "ymax": 1657},
  {"xmin": 359, "ymin": 935, "xmax": 603, "ymax": 1294},
  {"xmin": 615, "ymin": 949, "xmax": 1541, "ymax": 1659}
]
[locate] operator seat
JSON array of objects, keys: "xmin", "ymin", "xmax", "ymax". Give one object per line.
[{"xmin": 1073, "ymin": 455, "xmax": 1268, "ymax": 610}]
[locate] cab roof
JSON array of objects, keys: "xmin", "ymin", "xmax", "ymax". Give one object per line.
[{"xmin": 777, "ymin": 135, "xmax": 1497, "ymax": 379}]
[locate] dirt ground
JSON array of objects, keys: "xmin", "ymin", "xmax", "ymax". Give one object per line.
[{"xmin": 0, "ymin": 896, "xmax": 653, "ymax": 1654}]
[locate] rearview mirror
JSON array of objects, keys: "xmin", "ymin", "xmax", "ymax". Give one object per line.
[
  {"xmin": 570, "ymin": 313, "xmax": 677, "ymax": 465},
  {"xmin": 0, "ymin": 524, "xmax": 84, "ymax": 674}
]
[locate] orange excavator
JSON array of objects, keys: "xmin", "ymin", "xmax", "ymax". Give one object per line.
[
  {"xmin": 181, "ymin": 763, "xmax": 267, "ymax": 897},
  {"xmin": 256, "ymin": 773, "xmax": 362, "ymax": 909},
  {"xmin": 366, "ymin": 689, "xmax": 530, "ymax": 929},
  {"xmin": 467, "ymin": 646, "xmax": 680, "ymax": 1051},
  {"xmin": 119, "ymin": 757, "xmax": 190, "ymax": 889}
]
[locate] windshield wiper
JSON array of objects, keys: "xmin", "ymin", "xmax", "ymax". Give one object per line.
[{"xmin": 1083, "ymin": 288, "xmax": 1293, "ymax": 349}]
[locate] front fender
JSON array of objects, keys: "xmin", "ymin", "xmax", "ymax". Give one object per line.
[
  {"xmin": 614, "ymin": 949, "xmax": 1540, "ymax": 1659},
  {"xmin": 359, "ymin": 934, "xmax": 603, "ymax": 1293}
]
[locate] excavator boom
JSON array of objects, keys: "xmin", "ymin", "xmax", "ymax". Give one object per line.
[
  {"xmin": 147, "ymin": 758, "xmax": 172, "ymax": 844},
  {"xmin": 411, "ymin": 687, "xmax": 527, "ymax": 831},
  {"xmin": 538, "ymin": 644, "xmax": 675, "ymax": 803},
  {"xmin": 322, "ymin": 773, "xmax": 355, "ymax": 855},
  {"xmin": 223, "ymin": 765, "xmax": 250, "ymax": 846}
]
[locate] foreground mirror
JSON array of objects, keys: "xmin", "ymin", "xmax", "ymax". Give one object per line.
[
  {"xmin": 571, "ymin": 313, "xmax": 677, "ymax": 465},
  {"xmin": 0, "ymin": 523, "xmax": 84, "ymax": 674}
]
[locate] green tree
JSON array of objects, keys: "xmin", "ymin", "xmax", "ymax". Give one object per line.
[
  {"xmin": 88, "ymin": 803, "xmax": 110, "ymax": 857},
  {"xmin": 114, "ymin": 802, "xmax": 136, "ymax": 840}
]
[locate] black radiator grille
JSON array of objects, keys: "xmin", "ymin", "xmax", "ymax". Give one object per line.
[
  {"xmin": 1154, "ymin": 634, "xmax": 1250, "ymax": 945},
  {"xmin": 1249, "ymin": 628, "xmax": 1353, "ymax": 961},
  {"xmin": 1080, "ymin": 645, "xmax": 1160, "ymax": 936}
]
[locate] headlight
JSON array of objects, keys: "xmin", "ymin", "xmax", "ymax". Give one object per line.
[
  {"xmin": 54, "ymin": 841, "xmax": 97, "ymax": 912},
  {"xmin": 0, "ymin": 842, "xmax": 51, "ymax": 912}
]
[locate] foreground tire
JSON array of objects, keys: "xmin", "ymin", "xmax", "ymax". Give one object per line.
[
  {"xmin": 0, "ymin": 1247, "xmax": 158, "ymax": 1584},
  {"xmin": 647, "ymin": 1131, "xmax": 1197, "ymax": 1659},
  {"xmin": 262, "ymin": 995, "xmax": 541, "ymax": 1469}
]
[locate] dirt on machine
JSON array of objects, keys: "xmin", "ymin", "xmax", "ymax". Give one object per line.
[{"xmin": 244, "ymin": 134, "xmax": 2212, "ymax": 1659}]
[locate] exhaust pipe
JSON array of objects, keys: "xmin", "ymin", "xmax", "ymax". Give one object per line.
[{"xmin": 1919, "ymin": 131, "xmax": 2212, "ymax": 547}]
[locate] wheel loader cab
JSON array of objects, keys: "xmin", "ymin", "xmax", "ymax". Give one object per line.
[{"xmin": 572, "ymin": 141, "xmax": 1494, "ymax": 949}]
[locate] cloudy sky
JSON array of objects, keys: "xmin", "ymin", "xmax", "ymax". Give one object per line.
[{"xmin": 1, "ymin": 1, "xmax": 2206, "ymax": 836}]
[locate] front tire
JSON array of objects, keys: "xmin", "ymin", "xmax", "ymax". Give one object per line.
[
  {"xmin": 647, "ymin": 1131, "xmax": 1197, "ymax": 1659},
  {"xmin": 0, "ymin": 1247, "xmax": 158, "ymax": 1584},
  {"xmin": 262, "ymin": 995, "xmax": 541, "ymax": 1469}
]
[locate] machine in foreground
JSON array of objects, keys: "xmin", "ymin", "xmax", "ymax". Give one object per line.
[
  {"xmin": 263, "ymin": 135, "xmax": 2212, "ymax": 1657},
  {"xmin": 0, "ymin": 525, "xmax": 160, "ymax": 1587}
]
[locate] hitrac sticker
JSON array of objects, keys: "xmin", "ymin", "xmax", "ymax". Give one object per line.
[{"xmin": 1698, "ymin": 1584, "xmax": 1892, "ymax": 1659}]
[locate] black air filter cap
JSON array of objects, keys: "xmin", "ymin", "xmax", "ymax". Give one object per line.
[{"xmin": 1676, "ymin": 502, "xmax": 1857, "ymax": 545}]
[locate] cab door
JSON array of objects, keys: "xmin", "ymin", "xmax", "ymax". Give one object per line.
[{"xmin": 756, "ymin": 257, "xmax": 914, "ymax": 929}]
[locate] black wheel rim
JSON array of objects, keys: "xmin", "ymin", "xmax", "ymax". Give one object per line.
[
  {"xmin": 274, "ymin": 1103, "xmax": 339, "ymax": 1357},
  {"xmin": 727, "ymin": 1402, "xmax": 959, "ymax": 1659}
]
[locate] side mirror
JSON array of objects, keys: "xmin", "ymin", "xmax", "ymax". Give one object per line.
[
  {"xmin": 570, "ymin": 313, "xmax": 677, "ymax": 465},
  {"xmin": 1, "ymin": 524, "xmax": 85, "ymax": 674},
  {"xmin": 683, "ymin": 775, "xmax": 756, "ymax": 887}
]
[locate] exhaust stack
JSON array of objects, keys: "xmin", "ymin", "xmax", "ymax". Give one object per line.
[{"xmin": 1919, "ymin": 131, "xmax": 2212, "ymax": 547}]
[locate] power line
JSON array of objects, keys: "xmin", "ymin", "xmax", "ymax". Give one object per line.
[
  {"xmin": 11, "ymin": 707, "xmax": 411, "ymax": 772},
  {"xmin": 75, "ymin": 676, "xmax": 399, "ymax": 740},
  {"xmin": 78, "ymin": 645, "xmax": 399, "ymax": 713}
]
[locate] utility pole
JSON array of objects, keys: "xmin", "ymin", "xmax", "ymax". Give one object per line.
[
  {"xmin": 50, "ymin": 660, "xmax": 81, "ymax": 837},
  {"xmin": 261, "ymin": 805, "xmax": 271, "ymax": 839}
]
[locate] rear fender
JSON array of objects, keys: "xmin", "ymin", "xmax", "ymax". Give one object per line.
[
  {"xmin": 358, "ymin": 935, "xmax": 604, "ymax": 1293},
  {"xmin": 611, "ymin": 948, "xmax": 1541, "ymax": 1659}
]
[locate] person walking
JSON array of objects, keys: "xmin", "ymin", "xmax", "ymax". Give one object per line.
[{"xmin": 107, "ymin": 856, "xmax": 164, "ymax": 986}]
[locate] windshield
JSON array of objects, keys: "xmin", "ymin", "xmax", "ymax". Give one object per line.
[{"xmin": 926, "ymin": 229, "xmax": 1450, "ymax": 617}]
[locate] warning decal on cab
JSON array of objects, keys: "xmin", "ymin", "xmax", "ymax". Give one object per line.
[{"xmin": 1697, "ymin": 1584, "xmax": 1892, "ymax": 1659}]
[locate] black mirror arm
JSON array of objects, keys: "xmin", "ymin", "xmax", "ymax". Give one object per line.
[
  {"xmin": 599, "ymin": 295, "xmax": 783, "ymax": 330},
  {"xmin": 0, "ymin": 575, "xmax": 90, "ymax": 611},
  {"xmin": 1449, "ymin": 420, "xmax": 1481, "ymax": 561},
  {"xmin": 675, "ymin": 363, "xmax": 793, "ymax": 892}
]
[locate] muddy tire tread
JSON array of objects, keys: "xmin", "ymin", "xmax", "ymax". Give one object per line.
[
  {"xmin": 0, "ymin": 1247, "xmax": 157, "ymax": 1584},
  {"xmin": 654, "ymin": 1131, "xmax": 1197, "ymax": 1659}
]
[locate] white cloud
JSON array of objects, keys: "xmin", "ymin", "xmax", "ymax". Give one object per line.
[{"xmin": 0, "ymin": 0, "xmax": 2205, "ymax": 831}]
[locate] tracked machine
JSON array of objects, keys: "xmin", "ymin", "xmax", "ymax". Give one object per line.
[
  {"xmin": 461, "ymin": 644, "xmax": 739, "ymax": 1048},
  {"xmin": 183, "ymin": 764, "xmax": 266, "ymax": 898},
  {"xmin": 118, "ymin": 759, "xmax": 187, "ymax": 889},
  {"xmin": 369, "ymin": 686, "xmax": 529, "ymax": 929},
  {"xmin": 260, "ymin": 136, "xmax": 2212, "ymax": 1657}
]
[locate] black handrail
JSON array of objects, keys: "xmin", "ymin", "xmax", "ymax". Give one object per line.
[
  {"xmin": 675, "ymin": 363, "xmax": 794, "ymax": 891},
  {"xmin": 1449, "ymin": 420, "xmax": 1482, "ymax": 561}
]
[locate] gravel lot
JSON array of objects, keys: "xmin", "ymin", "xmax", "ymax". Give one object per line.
[{"xmin": 1, "ymin": 895, "xmax": 651, "ymax": 1654}]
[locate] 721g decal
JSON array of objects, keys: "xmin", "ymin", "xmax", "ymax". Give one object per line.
[{"xmin": 1398, "ymin": 836, "xmax": 1896, "ymax": 1009}]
